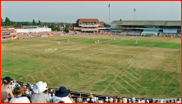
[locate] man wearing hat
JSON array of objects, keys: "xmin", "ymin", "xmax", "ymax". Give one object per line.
[
  {"xmin": 1, "ymin": 77, "xmax": 14, "ymax": 103},
  {"xmin": 31, "ymin": 81, "xmax": 52, "ymax": 103},
  {"xmin": 53, "ymin": 86, "xmax": 73, "ymax": 103}
]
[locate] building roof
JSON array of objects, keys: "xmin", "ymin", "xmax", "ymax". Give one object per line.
[
  {"xmin": 76, "ymin": 19, "xmax": 100, "ymax": 24},
  {"xmin": 1, "ymin": 29, "xmax": 16, "ymax": 32},
  {"xmin": 112, "ymin": 20, "xmax": 181, "ymax": 26}
]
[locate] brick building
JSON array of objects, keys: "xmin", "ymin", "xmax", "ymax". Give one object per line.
[{"xmin": 69, "ymin": 19, "xmax": 110, "ymax": 33}]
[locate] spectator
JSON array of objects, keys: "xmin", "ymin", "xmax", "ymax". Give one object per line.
[
  {"xmin": 173, "ymin": 99, "xmax": 176, "ymax": 103},
  {"xmin": 169, "ymin": 100, "xmax": 172, "ymax": 103},
  {"xmin": 123, "ymin": 97, "xmax": 127, "ymax": 103},
  {"xmin": 53, "ymin": 86, "xmax": 73, "ymax": 103},
  {"xmin": 150, "ymin": 99, "xmax": 154, "ymax": 103},
  {"xmin": 146, "ymin": 99, "xmax": 149, "ymax": 103},
  {"xmin": 176, "ymin": 98, "xmax": 181, "ymax": 103},
  {"xmin": 99, "ymin": 98, "xmax": 104, "ymax": 103},
  {"xmin": 83, "ymin": 99, "xmax": 87, "ymax": 103},
  {"xmin": 138, "ymin": 99, "xmax": 141, "ymax": 103},
  {"xmin": 9, "ymin": 86, "xmax": 30, "ymax": 103},
  {"xmin": 86, "ymin": 96, "xmax": 90, "ymax": 102},
  {"xmin": 155, "ymin": 100, "xmax": 158, "ymax": 103},
  {"xmin": 1, "ymin": 77, "xmax": 14, "ymax": 103},
  {"xmin": 114, "ymin": 97, "xmax": 118, "ymax": 103},
  {"xmin": 109, "ymin": 96, "xmax": 113, "ymax": 103},
  {"xmin": 31, "ymin": 81, "xmax": 52, "ymax": 103},
  {"xmin": 105, "ymin": 96, "xmax": 109, "ymax": 102},
  {"xmin": 141, "ymin": 98, "xmax": 145, "ymax": 103},
  {"xmin": 159, "ymin": 99, "xmax": 163, "ymax": 103},
  {"xmin": 119, "ymin": 97, "xmax": 123, "ymax": 103},
  {"xmin": 88, "ymin": 98, "xmax": 94, "ymax": 103},
  {"xmin": 77, "ymin": 96, "xmax": 82, "ymax": 103},
  {"xmin": 132, "ymin": 97, "xmax": 136, "ymax": 103}
]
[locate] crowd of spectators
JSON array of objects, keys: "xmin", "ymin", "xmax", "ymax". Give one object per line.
[
  {"xmin": 17, "ymin": 31, "xmax": 69, "ymax": 39},
  {"xmin": 159, "ymin": 33, "xmax": 181, "ymax": 37},
  {"xmin": 1, "ymin": 76, "xmax": 181, "ymax": 103},
  {"xmin": 12, "ymin": 31, "xmax": 181, "ymax": 40}
]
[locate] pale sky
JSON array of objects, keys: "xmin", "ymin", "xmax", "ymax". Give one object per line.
[{"xmin": 1, "ymin": 1, "xmax": 181, "ymax": 24}]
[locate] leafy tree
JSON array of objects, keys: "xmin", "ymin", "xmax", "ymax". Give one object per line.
[
  {"xmin": 1, "ymin": 17, "xmax": 4, "ymax": 26},
  {"xmin": 54, "ymin": 27, "xmax": 60, "ymax": 31},
  {"xmin": 38, "ymin": 20, "xmax": 41, "ymax": 25},
  {"xmin": 32, "ymin": 19, "xmax": 35, "ymax": 25},
  {"xmin": 24, "ymin": 22, "xmax": 30, "ymax": 25},
  {"xmin": 64, "ymin": 24, "xmax": 70, "ymax": 32},
  {"xmin": 5, "ymin": 17, "xmax": 10, "ymax": 26},
  {"xmin": 120, "ymin": 19, "xmax": 122, "ymax": 21},
  {"xmin": 49, "ymin": 24, "xmax": 55, "ymax": 31},
  {"xmin": 4, "ymin": 17, "xmax": 15, "ymax": 26}
]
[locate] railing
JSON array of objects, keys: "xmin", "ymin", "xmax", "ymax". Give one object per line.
[
  {"xmin": 79, "ymin": 24, "xmax": 100, "ymax": 27},
  {"xmin": 74, "ymin": 27, "xmax": 82, "ymax": 30},
  {"xmin": 81, "ymin": 28, "xmax": 98, "ymax": 31},
  {"xmin": 98, "ymin": 27, "xmax": 110, "ymax": 29}
]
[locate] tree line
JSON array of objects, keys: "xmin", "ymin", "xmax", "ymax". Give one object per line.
[
  {"xmin": 1, "ymin": 17, "xmax": 70, "ymax": 31},
  {"xmin": 1, "ymin": 17, "xmax": 41, "ymax": 26}
]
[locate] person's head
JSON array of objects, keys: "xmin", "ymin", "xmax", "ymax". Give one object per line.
[
  {"xmin": 3, "ymin": 77, "xmax": 13, "ymax": 85},
  {"xmin": 33, "ymin": 81, "xmax": 47, "ymax": 94},
  {"xmin": 55, "ymin": 86, "xmax": 70, "ymax": 97},
  {"xmin": 58, "ymin": 101, "xmax": 65, "ymax": 103},
  {"xmin": 14, "ymin": 86, "xmax": 23, "ymax": 96}
]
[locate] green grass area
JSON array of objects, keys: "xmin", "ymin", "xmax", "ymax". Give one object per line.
[
  {"xmin": 110, "ymin": 40, "xmax": 181, "ymax": 49},
  {"xmin": 54, "ymin": 38, "xmax": 181, "ymax": 49},
  {"xmin": 1, "ymin": 35, "xmax": 181, "ymax": 98},
  {"xmin": 1, "ymin": 56, "xmax": 52, "ymax": 79},
  {"xmin": 55, "ymin": 38, "xmax": 109, "ymax": 44}
]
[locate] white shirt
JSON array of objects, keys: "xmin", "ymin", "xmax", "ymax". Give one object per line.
[
  {"xmin": 9, "ymin": 97, "xmax": 30, "ymax": 103},
  {"xmin": 110, "ymin": 98, "xmax": 113, "ymax": 103},
  {"xmin": 176, "ymin": 101, "xmax": 181, "ymax": 103},
  {"xmin": 53, "ymin": 96, "xmax": 73, "ymax": 103},
  {"xmin": 123, "ymin": 98, "xmax": 127, "ymax": 103},
  {"xmin": 141, "ymin": 100, "xmax": 145, "ymax": 103},
  {"xmin": 86, "ymin": 98, "xmax": 90, "ymax": 102}
]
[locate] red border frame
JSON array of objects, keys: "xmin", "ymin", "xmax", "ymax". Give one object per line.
[{"xmin": 0, "ymin": 0, "xmax": 181, "ymax": 104}]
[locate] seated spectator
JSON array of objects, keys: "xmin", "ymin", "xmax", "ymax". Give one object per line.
[
  {"xmin": 109, "ymin": 96, "xmax": 113, "ymax": 103},
  {"xmin": 123, "ymin": 97, "xmax": 127, "ymax": 103},
  {"xmin": 146, "ymin": 99, "xmax": 149, "ymax": 103},
  {"xmin": 155, "ymin": 100, "xmax": 158, "ymax": 103},
  {"xmin": 77, "ymin": 96, "xmax": 82, "ymax": 103},
  {"xmin": 119, "ymin": 97, "xmax": 123, "ymax": 103},
  {"xmin": 31, "ymin": 81, "xmax": 52, "ymax": 103},
  {"xmin": 105, "ymin": 96, "xmax": 109, "ymax": 102},
  {"xmin": 176, "ymin": 98, "xmax": 181, "ymax": 103},
  {"xmin": 9, "ymin": 86, "xmax": 30, "ymax": 103},
  {"xmin": 53, "ymin": 86, "xmax": 73, "ymax": 103},
  {"xmin": 159, "ymin": 99, "xmax": 163, "ymax": 103},
  {"xmin": 114, "ymin": 97, "xmax": 118, "ymax": 103},
  {"xmin": 137, "ymin": 99, "xmax": 141, "ymax": 103},
  {"xmin": 99, "ymin": 98, "xmax": 104, "ymax": 103},
  {"xmin": 88, "ymin": 98, "xmax": 94, "ymax": 103},
  {"xmin": 141, "ymin": 98, "xmax": 145, "ymax": 103},
  {"xmin": 131, "ymin": 97, "xmax": 136, "ymax": 103},
  {"xmin": 1, "ymin": 77, "xmax": 14, "ymax": 103}
]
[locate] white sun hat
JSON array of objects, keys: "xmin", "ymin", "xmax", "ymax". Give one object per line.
[{"xmin": 33, "ymin": 81, "xmax": 47, "ymax": 93}]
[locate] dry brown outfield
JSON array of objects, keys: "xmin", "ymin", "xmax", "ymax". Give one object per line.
[{"xmin": 1, "ymin": 35, "xmax": 181, "ymax": 98}]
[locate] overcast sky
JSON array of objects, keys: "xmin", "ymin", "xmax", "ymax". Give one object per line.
[{"xmin": 1, "ymin": 1, "xmax": 181, "ymax": 23}]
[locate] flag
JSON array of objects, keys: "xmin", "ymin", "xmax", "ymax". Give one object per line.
[{"xmin": 108, "ymin": 4, "xmax": 110, "ymax": 8}]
